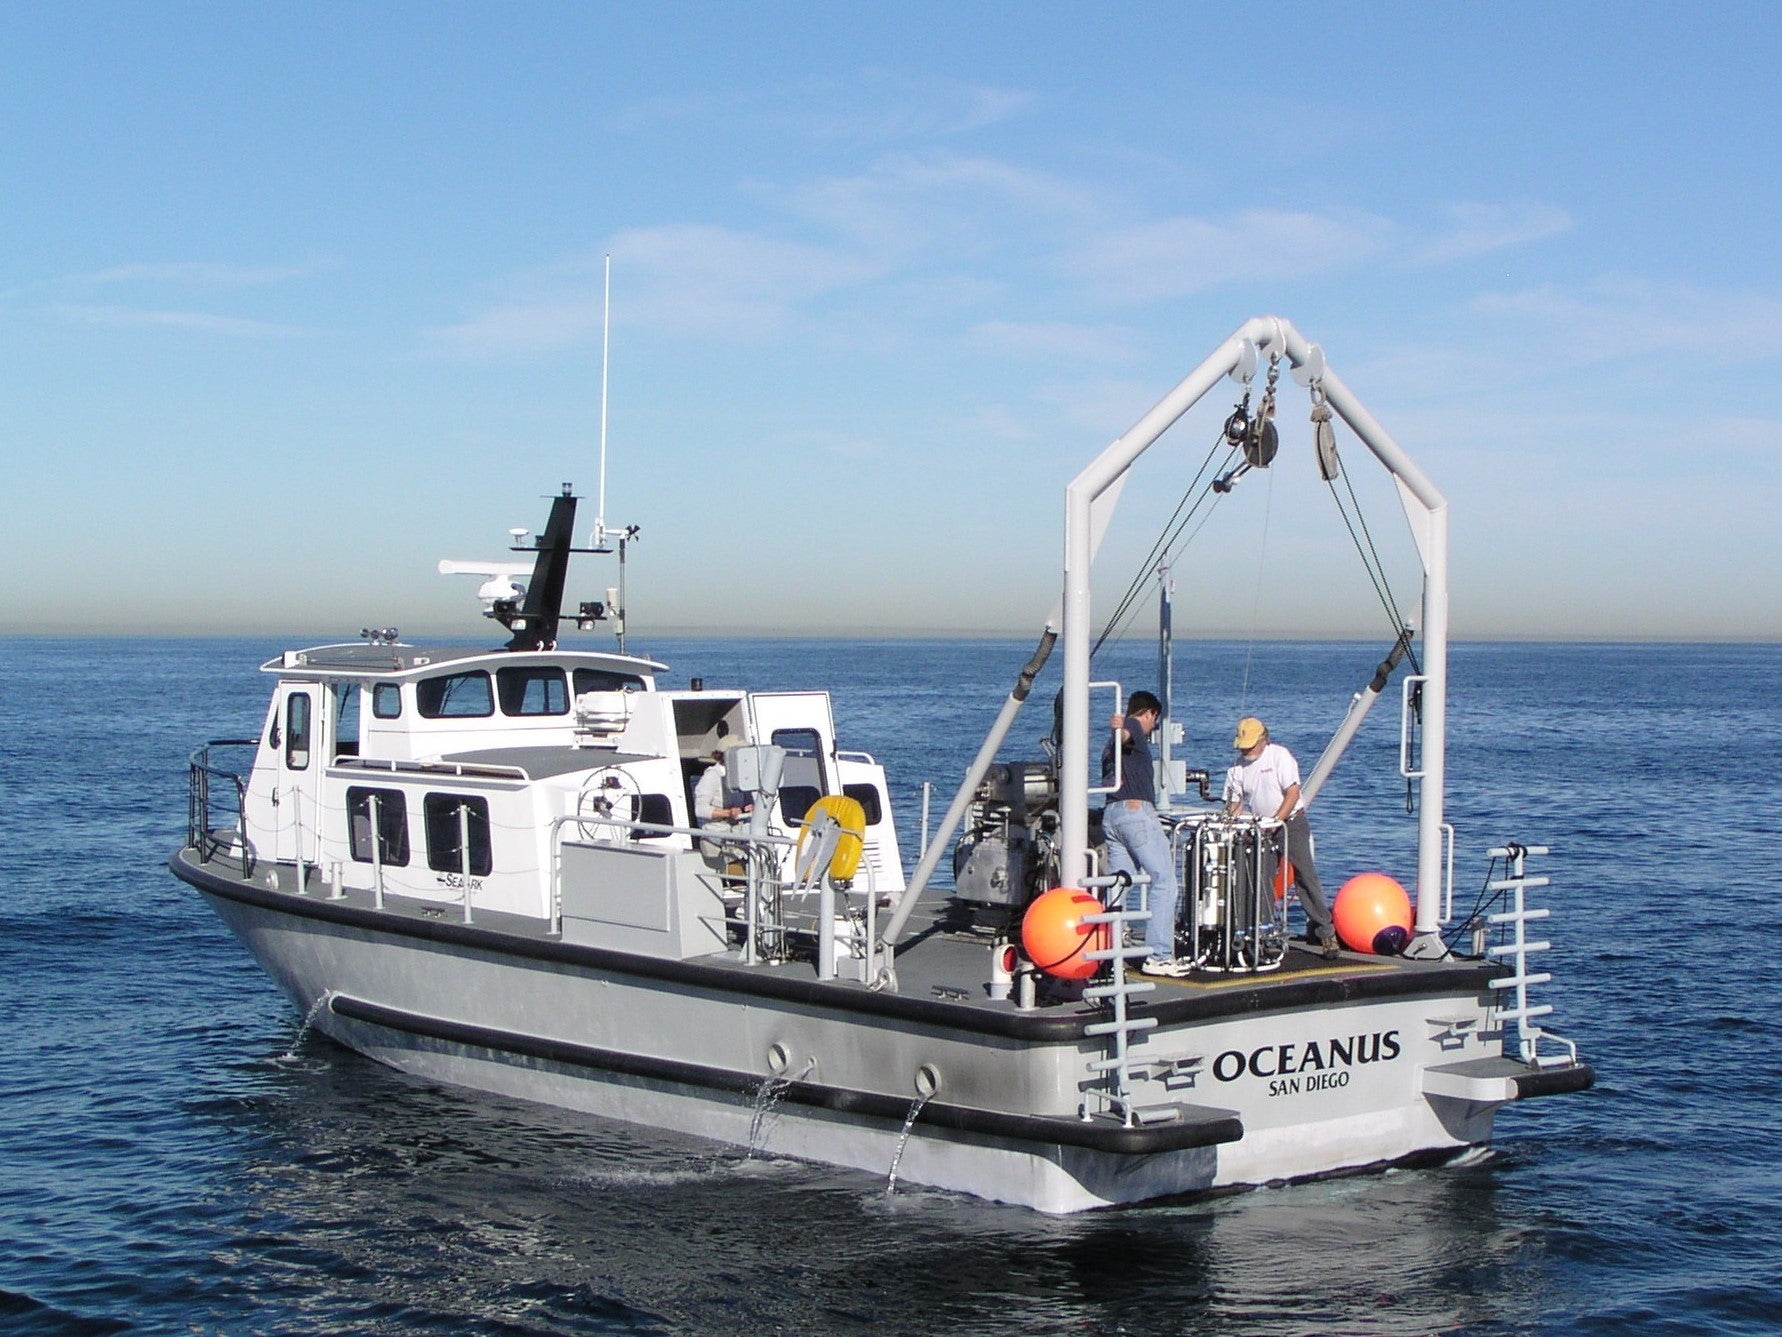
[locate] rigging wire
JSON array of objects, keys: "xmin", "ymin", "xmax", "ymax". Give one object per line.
[
  {"xmin": 1237, "ymin": 455, "xmax": 1277, "ymax": 710},
  {"xmin": 1089, "ymin": 433, "xmax": 1233, "ymax": 659},
  {"xmin": 1090, "ymin": 376, "xmax": 1427, "ymax": 703},
  {"xmin": 1326, "ymin": 464, "xmax": 1422, "ymax": 675}
]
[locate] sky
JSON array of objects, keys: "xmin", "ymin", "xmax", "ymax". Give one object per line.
[{"xmin": 3, "ymin": 2, "xmax": 1780, "ymax": 642}]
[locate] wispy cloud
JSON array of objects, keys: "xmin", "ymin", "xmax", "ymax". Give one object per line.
[
  {"xmin": 1061, "ymin": 198, "xmax": 1571, "ymax": 303},
  {"xmin": 431, "ymin": 131, "xmax": 1575, "ymax": 361},
  {"xmin": 1038, "ymin": 376, "xmax": 1169, "ymax": 436},
  {"xmin": 428, "ymin": 298, "xmax": 602, "ymax": 354},
  {"xmin": 615, "ymin": 223, "xmax": 885, "ymax": 338},
  {"xmin": 432, "ymin": 224, "xmax": 885, "ymax": 353},
  {"xmin": 50, "ymin": 304, "xmax": 309, "ymax": 337},
  {"xmin": 805, "ymin": 74, "xmax": 1039, "ymax": 142},
  {"xmin": 608, "ymin": 72, "xmax": 1038, "ymax": 144},
  {"xmin": 1062, "ymin": 208, "xmax": 1398, "ymax": 303},
  {"xmin": 785, "ymin": 150, "xmax": 1094, "ymax": 254},
  {"xmin": 72, "ymin": 259, "xmax": 333, "ymax": 287},
  {"xmin": 969, "ymin": 320, "xmax": 1137, "ymax": 363},
  {"xmin": 1469, "ymin": 277, "xmax": 1782, "ymax": 360},
  {"xmin": 1413, "ymin": 202, "xmax": 1571, "ymax": 265},
  {"xmin": 957, "ymin": 404, "xmax": 1036, "ymax": 442},
  {"xmin": 789, "ymin": 429, "xmax": 881, "ymax": 461}
]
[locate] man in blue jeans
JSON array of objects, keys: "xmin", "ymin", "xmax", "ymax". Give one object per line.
[{"xmin": 1100, "ymin": 690, "xmax": 1189, "ymax": 978}]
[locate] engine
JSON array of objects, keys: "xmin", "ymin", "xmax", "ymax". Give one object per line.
[{"xmin": 951, "ymin": 762, "xmax": 1062, "ymax": 916}]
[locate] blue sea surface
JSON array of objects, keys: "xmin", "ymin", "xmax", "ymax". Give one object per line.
[{"xmin": 3, "ymin": 635, "xmax": 1779, "ymax": 1334}]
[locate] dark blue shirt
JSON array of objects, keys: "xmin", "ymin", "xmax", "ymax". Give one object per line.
[{"xmin": 1100, "ymin": 718, "xmax": 1156, "ymax": 805}]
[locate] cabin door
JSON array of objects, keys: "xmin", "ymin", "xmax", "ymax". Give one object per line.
[
  {"xmin": 270, "ymin": 681, "xmax": 324, "ymax": 868},
  {"xmin": 747, "ymin": 692, "xmax": 837, "ymax": 832}
]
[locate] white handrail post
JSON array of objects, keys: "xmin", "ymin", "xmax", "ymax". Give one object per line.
[
  {"xmin": 369, "ymin": 793, "xmax": 385, "ymax": 910},
  {"xmin": 458, "ymin": 803, "xmax": 474, "ymax": 924},
  {"xmin": 293, "ymin": 785, "xmax": 307, "ymax": 895}
]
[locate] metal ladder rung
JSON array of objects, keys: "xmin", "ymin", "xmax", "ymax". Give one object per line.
[
  {"xmin": 1487, "ymin": 876, "xmax": 1550, "ymax": 892},
  {"xmin": 1497, "ymin": 1003, "xmax": 1553, "ymax": 1023},
  {"xmin": 1084, "ymin": 1017, "xmax": 1157, "ymax": 1038},
  {"xmin": 1488, "ymin": 939, "xmax": 1550, "ymax": 957},
  {"xmin": 1489, "ymin": 972, "xmax": 1552, "ymax": 990},
  {"xmin": 1488, "ymin": 907, "xmax": 1550, "ymax": 924},
  {"xmin": 1085, "ymin": 944, "xmax": 1154, "ymax": 962},
  {"xmin": 1083, "ymin": 980, "xmax": 1154, "ymax": 999}
]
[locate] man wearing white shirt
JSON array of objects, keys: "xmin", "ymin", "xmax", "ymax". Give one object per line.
[
  {"xmin": 694, "ymin": 740, "xmax": 752, "ymax": 870},
  {"xmin": 1224, "ymin": 716, "xmax": 1339, "ymax": 960}
]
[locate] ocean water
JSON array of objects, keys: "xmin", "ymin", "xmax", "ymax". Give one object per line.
[{"xmin": 3, "ymin": 635, "xmax": 1779, "ymax": 1335}]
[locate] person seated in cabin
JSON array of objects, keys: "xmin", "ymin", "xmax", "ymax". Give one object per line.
[
  {"xmin": 694, "ymin": 740, "xmax": 753, "ymax": 875},
  {"xmin": 1224, "ymin": 716, "xmax": 1339, "ymax": 960}
]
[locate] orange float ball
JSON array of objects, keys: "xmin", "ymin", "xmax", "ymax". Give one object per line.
[
  {"xmin": 1333, "ymin": 872, "xmax": 1414, "ymax": 955},
  {"xmin": 1021, "ymin": 887, "xmax": 1109, "ymax": 980},
  {"xmin": 1273, "ymin": 858, "xmax": 1295, "ymax": 901}
]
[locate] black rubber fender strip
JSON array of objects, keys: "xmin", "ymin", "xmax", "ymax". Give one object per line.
[
  {"xmin": 1512, "ymin": 1062, "xmax": 1596, "ymax": 1100},
  {"xmin": 328, "ymin": 993, "xmax": 1246, "ymax": 1155}
]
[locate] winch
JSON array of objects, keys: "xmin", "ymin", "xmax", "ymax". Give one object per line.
[{"xmin": 951, "ymin": 760, "xmax": 1064, "ymax": 920}]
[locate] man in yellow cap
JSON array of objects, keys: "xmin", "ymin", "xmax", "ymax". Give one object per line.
[{"xmin": 1224, "ymin": 717, "xmax": 1339, "ymax": 959}]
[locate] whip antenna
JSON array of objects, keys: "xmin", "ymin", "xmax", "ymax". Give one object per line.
[{"xmin": 596, "ymin": 253, "xmax": 611, "ymax": 543}]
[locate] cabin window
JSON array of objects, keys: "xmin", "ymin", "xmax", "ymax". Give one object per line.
[
  {"xmin": 634, "ymin": 793, "xmax": 673, "ymax": 839},
  {"xmin": 424, "ymin": 793, "xmax": 492, "ymax": 875},
  {"xmin": 334, "ymin": 683, "xmax": 361, "ymax": 757},
  {"xmin": 773, "ymin": 727, "xmax": 826, "ymax": 826},
  {"xmin": 573, "ymin": 667, "xmax": 646, "ymax": 694},
  {"xmin": 285, "ymin": 692, "xmax": 312, "ymax": 770},
  {"xmin": 497, "ymin": 666, "xmax": 569, "ymax": 716},
  {"xmin": 842, "ymin": 783, "xmax": 883, "ymax": 826},
  {"xmin": 347, "ymin": 787, "xmax": 409, "ymax": 866},
  {"xmin": 416, "ymin": 671, "xmax": 493, "ymax": 719},
  {"xmin": 372, "ymin": 683, "xmax": 403, "ymax": 719}
]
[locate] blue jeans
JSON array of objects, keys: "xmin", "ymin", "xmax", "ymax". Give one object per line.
[{"xmin": 1101, "ymin": 800, "xmax": 1180, "ymax": 961}]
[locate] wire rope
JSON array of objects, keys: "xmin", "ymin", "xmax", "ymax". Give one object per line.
[
  {"xmin": 1326, "ymin": 465, "xmax": 1422, "ymax": 675},
  {"xmin": 1090, "ymin": 435, "xmax": 1234, "ymax": 660},
  {"xmin": 1237, "ymin": 457, "xmax": 1277, "ymax": 710}
]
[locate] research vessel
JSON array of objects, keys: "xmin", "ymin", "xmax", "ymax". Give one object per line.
[{"xmin": 171, "ymin": 315, "xmax": 1592, "ymax": 1212}]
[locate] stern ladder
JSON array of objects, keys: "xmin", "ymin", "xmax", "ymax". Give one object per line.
[{"xmin": 1486, "ymin": 844, "xmax": 1578, "ymax": 1069}]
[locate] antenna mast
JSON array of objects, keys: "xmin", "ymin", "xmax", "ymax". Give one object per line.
[
  {"xmin": 590, "ymin": 253, "xmax": 635, "ymax": 654},
  {"xmin": 596, "ymin": 253, "xmax": 611, "ymax": 541}
]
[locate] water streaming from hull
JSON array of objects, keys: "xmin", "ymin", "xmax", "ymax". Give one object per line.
[
  {"xmin": 279, "ymin": 993, "xmax": 332, "ymax": 1063},
  {"xmin": 744, "ymin": 1062, "xmax": 813, "ymax": 1157},
  {"xmin": 884, "ymin": 1092, "xmax": 933, "ymax": 1194}
]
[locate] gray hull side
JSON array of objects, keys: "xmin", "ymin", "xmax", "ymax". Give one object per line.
[{"xmin": 193, "ymin": 880, "xmax": 1549, "ymax": 1213}]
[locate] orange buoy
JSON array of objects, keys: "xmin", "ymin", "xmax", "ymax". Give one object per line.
[
  {"xmin": 1021, "ymin": 887, "xmax": 1109, "ymax": 980},
  {"xmin": 1273, "ymin": 858, "xmax": 1294, "ymax": 901},
  {"xmin": 1333, "ymin": 872, "xmax": 1414, "ymax": 955}
]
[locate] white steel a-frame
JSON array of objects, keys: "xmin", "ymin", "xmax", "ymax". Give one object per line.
[{"xmin": 1056, "ymin": 316, "xmax": 1451, "ymax": 950}]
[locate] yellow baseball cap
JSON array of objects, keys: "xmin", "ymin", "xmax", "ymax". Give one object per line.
[{"xmin": 1233, "ymin": 717, "xmax": 1267, "ymax": 749}]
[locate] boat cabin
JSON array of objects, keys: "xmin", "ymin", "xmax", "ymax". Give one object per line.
[{"xmin": 236, "ymin": 641, "xmax": 904, "ymax": 937}]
